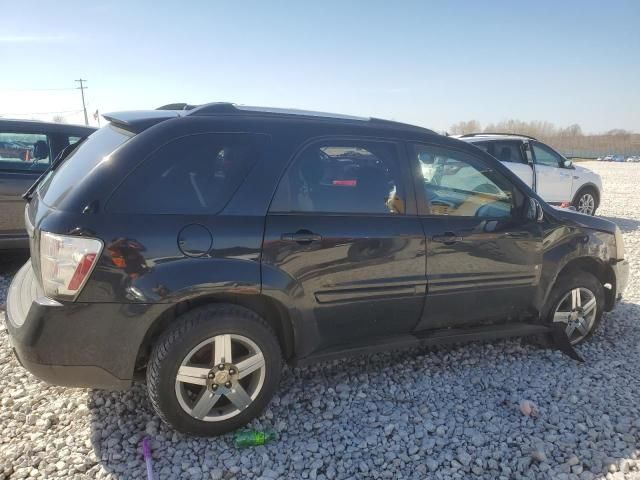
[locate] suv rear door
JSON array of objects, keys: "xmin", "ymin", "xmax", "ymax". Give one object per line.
[
  {"xmin": 472, "ymin": 140, "xmax": 534, "ymax": 189},
  {"xmin": 0, "ymin": 122, "xmax": 88, "ymax": 248},
  {"xmin": 410, "ymin": 142, "xmax": 543, "ymax": 330},
  {"xmin": 261, "ymin": 138, "xmax": 426, "ymax": 354},
  {"xmin": 0, "ymin": 127, "xmax": 52, "ymax": 247},
  {"xmin": 531, "ymin": 141, "xmax": 573, "ymax": 203}
]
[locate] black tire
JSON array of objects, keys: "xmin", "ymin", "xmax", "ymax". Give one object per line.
[
  {"xmin": 543, "ymin": 269, "xmax": 605, "ymax": 345},
  {"xmin": 147, "ymin": 304, "xmax": 282, "ymax": 436},
  {"xmin": 572, "ymin": 186, "xmax": 599, "ymax": 216}
]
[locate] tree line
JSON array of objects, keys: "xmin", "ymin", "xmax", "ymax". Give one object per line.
[{"xmin": 449, "ymin": 120, "xmax": 640, "ymax": 157}]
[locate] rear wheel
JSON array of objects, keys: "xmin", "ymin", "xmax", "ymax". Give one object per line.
[
  {"xmin": 147, "ymin": 304, "xmax": 282, "ymax": 436},
  {"xmin": 544, "ymin": 270, "xmax": 604, "ymax": 345},
  {"xmin": 572, "ymin": 187, "xmax": 598, "ymax": 215}
]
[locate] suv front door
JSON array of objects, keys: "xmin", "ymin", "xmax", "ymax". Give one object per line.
[
  {"xmin": 262, "ymin": 138, "xmax": 426, "ymax": 356},
  {"xmin": 410, "ymin": 143, "xmax": 543, "ymax": 330},
  {"xmin": 531, "ymin": 141, "xmax": 573, "ymax": 203}
]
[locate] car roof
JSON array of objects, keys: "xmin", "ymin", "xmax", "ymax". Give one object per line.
[
  {"xmin": 104, "ymin": 102, "xmax": 437, "ymax": 136},
  {"xmin": 0, "ymin": 118, "xmax": 96, "ymax": 134}
]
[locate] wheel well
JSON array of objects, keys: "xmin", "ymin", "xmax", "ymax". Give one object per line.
[
  {"xmin": 556, "ymin": 257, "xmax": 616, "ymax": 310},
  {"xmin": 134, "ymin": 294, "xmax": 295, "ymax": 375}
]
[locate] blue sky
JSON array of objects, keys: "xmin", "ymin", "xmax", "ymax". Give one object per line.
[{"xmin": 0, "ymin": 0, "xmax": 638, "ymax": 132}]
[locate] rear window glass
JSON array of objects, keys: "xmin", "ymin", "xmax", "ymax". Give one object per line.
[
  {"xmin": 107, "ymin": 133, "xmax": 265, "ymax": 214},
  {"xmin": 39, "ymin": 125, "xmax": 133, "ymax": 206}
]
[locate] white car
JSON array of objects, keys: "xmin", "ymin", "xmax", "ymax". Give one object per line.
[{"xmin": 458, "ymin": 133, "xmax": 603, "ymax": 215}]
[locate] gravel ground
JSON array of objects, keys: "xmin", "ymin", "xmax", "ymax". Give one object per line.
[{"xmin": 1, "ymin": 161, "xmax": 639, "ymax": 480}]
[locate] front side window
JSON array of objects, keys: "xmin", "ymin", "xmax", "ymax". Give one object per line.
[
  {"xmin": 532, "ymin": 142, "xmax": 562, "ymax": 167},
  {"xmin": 414, "ymin": 145, "xmax": 513, "ymax": 218},
  {"xmin": 0, "ymin": 132, "xmax": 50, "ymax": 171},
  {"xmin": 108, "ymin": 133, "xmax": 264, "ymax": 214},
  {"xmin": 270, "ymin": 140, "xmax": 404, "ymax": 215}
]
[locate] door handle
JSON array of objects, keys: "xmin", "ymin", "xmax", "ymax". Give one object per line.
[
  {"xmin": 432, "ymin": 232, "xmax": 463, "ymax": 245},
  {"xmin": 281, "ymin": 230, "xmax": 322, "ymax": 244},
  {"xmin": 503, "ymin": 231, "xmax": 529, "ymax": 239}
]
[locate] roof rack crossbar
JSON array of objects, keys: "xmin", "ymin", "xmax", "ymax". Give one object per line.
[{"xmin": 460, "ymin": 132, "xmax": 538, "ymax": 141}]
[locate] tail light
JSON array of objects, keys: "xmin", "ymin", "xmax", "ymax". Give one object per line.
[{"xmin": 40, "ymin": 232, "xmax": 103, "ymax": 300}]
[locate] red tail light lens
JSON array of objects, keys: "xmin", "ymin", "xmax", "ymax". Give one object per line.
[{"xmin": 40, "ymin": 232, "xmax": 103, "ymax": 300}]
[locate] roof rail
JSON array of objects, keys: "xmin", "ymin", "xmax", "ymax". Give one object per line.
[
  {"xmin": 460, "ymin": 132, "xmax": 538, "ymax": 141},
  {"xmin": 189, "ymin": 103, "xmax": 369, "ymax": 120},
  {"xmin": 156, "ymin": 103, "xmax": 199, "ymax": 111},
  {"xmin": 187, "ymin": 103, "xmax": 436, "ymax": 133}
]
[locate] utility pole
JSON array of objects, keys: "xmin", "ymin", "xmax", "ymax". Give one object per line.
[{"xmin": 75, "ymin": 79, "xmax": 89, "ymax": 126}]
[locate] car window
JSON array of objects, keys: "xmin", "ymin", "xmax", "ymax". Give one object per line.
[
  {"xmin": 108, "ymin": 133, "xmax": 265, "ymax": 214},
  {"xmin": 0, "ymin": 132, "xmax": 50, "ymax": 171},
  {"xmin": 40, "ymin": 125, "xmax": 132, "ymax": 206},
  {"xmin": 532, "ymin": 142, "xmax": 562, "ymax": 167},
  {"xmin": 270, "ymin": 140, "xmax": 404, "ymax": 215},
  {"xmin": 473, "ymin": 141, "xmax": 526, "ymax": 164},
  {"xmin": 68, "ymin": 135, "xmax": 82, "ymax": 146},
  {"xmin": 414, "ymin": 144, "xmax": 514, "ymax": 218}
]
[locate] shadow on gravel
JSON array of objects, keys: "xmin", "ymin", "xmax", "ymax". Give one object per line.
[
  {"xmin": 0, "ymin": 250, "xmax": 29, "ymax": 276},
  {"xmin": 0, "ymin": 250, "xmax": 29, "ymax": 305},
  {"xmin": 88, "ymin": 303, "xmax": 640, "ymax": 480},
  {"xmin": 600, "ymin": 215, "xmax": 640, "ymax": 233}
]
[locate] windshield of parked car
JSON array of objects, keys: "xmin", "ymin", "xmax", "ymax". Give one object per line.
[{"xmin": 38, "ymin": 124, "xmax": 134, "ymax": 206}]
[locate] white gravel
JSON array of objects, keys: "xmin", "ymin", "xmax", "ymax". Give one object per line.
[{"xmin": 1, "ymin": 161, "xmax": 640, "ymax": 480}]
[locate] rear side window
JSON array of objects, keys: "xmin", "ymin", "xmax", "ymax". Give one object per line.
[
  {"xmin": 270, "ymin": 140, "xmax": 405, "ymax": 215},
  {"xmin": 473, "ymin": 141, "xmax": 526, "ymax": 164},
  {"xmin": 108, "ymin": 133, "xmax": 264, "ymax": 214},
  {"xmin": 0, "ymin": 132, "xmax": 50, "ymax": 171},
  {"xmin": 40, "ymin": 125, "xmax": 132, "ymax": 206}
]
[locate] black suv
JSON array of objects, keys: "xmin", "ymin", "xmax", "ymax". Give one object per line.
[
  {"xmin": 6, "ymin": 104, "xmax": 629, "ymax": 436},
  {"xmin": 0, "ymin": 119, "xmax": 96, "ymax": 250}
]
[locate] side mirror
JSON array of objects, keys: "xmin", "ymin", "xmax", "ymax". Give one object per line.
[
  {"xmin": 563, "ymin": 159, "xmax": 573, "ymax": 168},
  {"xmin": 527, "ymin": 198, "xmax": 544, "ymax": 223}
]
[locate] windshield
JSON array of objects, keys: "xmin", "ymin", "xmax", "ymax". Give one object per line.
[{"xmin": 38, "ymin": 124, "xmax": 133, "ymax": 206}]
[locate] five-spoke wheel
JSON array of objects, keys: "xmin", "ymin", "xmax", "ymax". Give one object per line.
[
  {"xmin": 546, "ymin": 270, "xmax": 604, "ymax": 346},
  {"xmin": 552, "ymin": 287, "xmax": 598, "ymax": 344},
  {"xmin": 147, "ymin": 304, "xmax": 281, "ymax": 436},
  {"xmin": 175, "ymin": 334, "xmax": 266, "ymax": 421}
]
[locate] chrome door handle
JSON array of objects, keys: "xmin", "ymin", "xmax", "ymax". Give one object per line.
[{"xmin": 281, "ymin": 230, "xmax": 322, "ymax": 244}]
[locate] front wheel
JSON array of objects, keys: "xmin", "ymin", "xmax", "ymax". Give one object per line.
[
  {"xmin": 572, "ymin": 187, "xmax": 598, "ymax": 215},
  {"xmin": 544, "ymin": 270, "xmax": 605, "ymax": 345},
  {"xmin": 146, "ymin": 304, "xmax": 282, "ymax": 436}
]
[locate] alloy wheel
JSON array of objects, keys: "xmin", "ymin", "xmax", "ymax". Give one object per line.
[
  {"xmin": 174, "ymin": 334, "xmax": 266, "ymax": 421},
  {"xmin": 552, "ymin": 287, "xmax": 598, "ymax": 344},
  {"xmin": 577, "ymin": 193, "xmax": 595, "ymax": 215}
]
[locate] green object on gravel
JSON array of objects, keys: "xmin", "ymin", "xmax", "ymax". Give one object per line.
[{"xmin": 234, "ymin": 430, "xmax": 277, "ymax": 448}]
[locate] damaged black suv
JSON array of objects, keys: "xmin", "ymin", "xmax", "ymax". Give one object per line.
[{"xmin": 6, "ymin": 103, "xmax": 629, "ymax": 436}]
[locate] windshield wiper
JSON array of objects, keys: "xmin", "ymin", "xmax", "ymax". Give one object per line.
[{"xmin": 23, "ymin": 138, "xmax": 87, "ymax": 201}]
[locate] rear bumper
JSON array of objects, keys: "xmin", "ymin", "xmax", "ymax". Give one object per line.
[{"xmin": 6, "ymin": 260, "xmax": 164, "ymax": 390}]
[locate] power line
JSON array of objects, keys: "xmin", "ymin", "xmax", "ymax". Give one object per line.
[
  {"xmin": 0, "ymin": 87, "xmax": 76, "ymax": 92},
  {"xmin": 75, "ymin": 79, "xmax": 89, "ymax": 126},
  {"xmin": 0, "ymin": 109, "xmax": 83, "ymax": 116}
]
